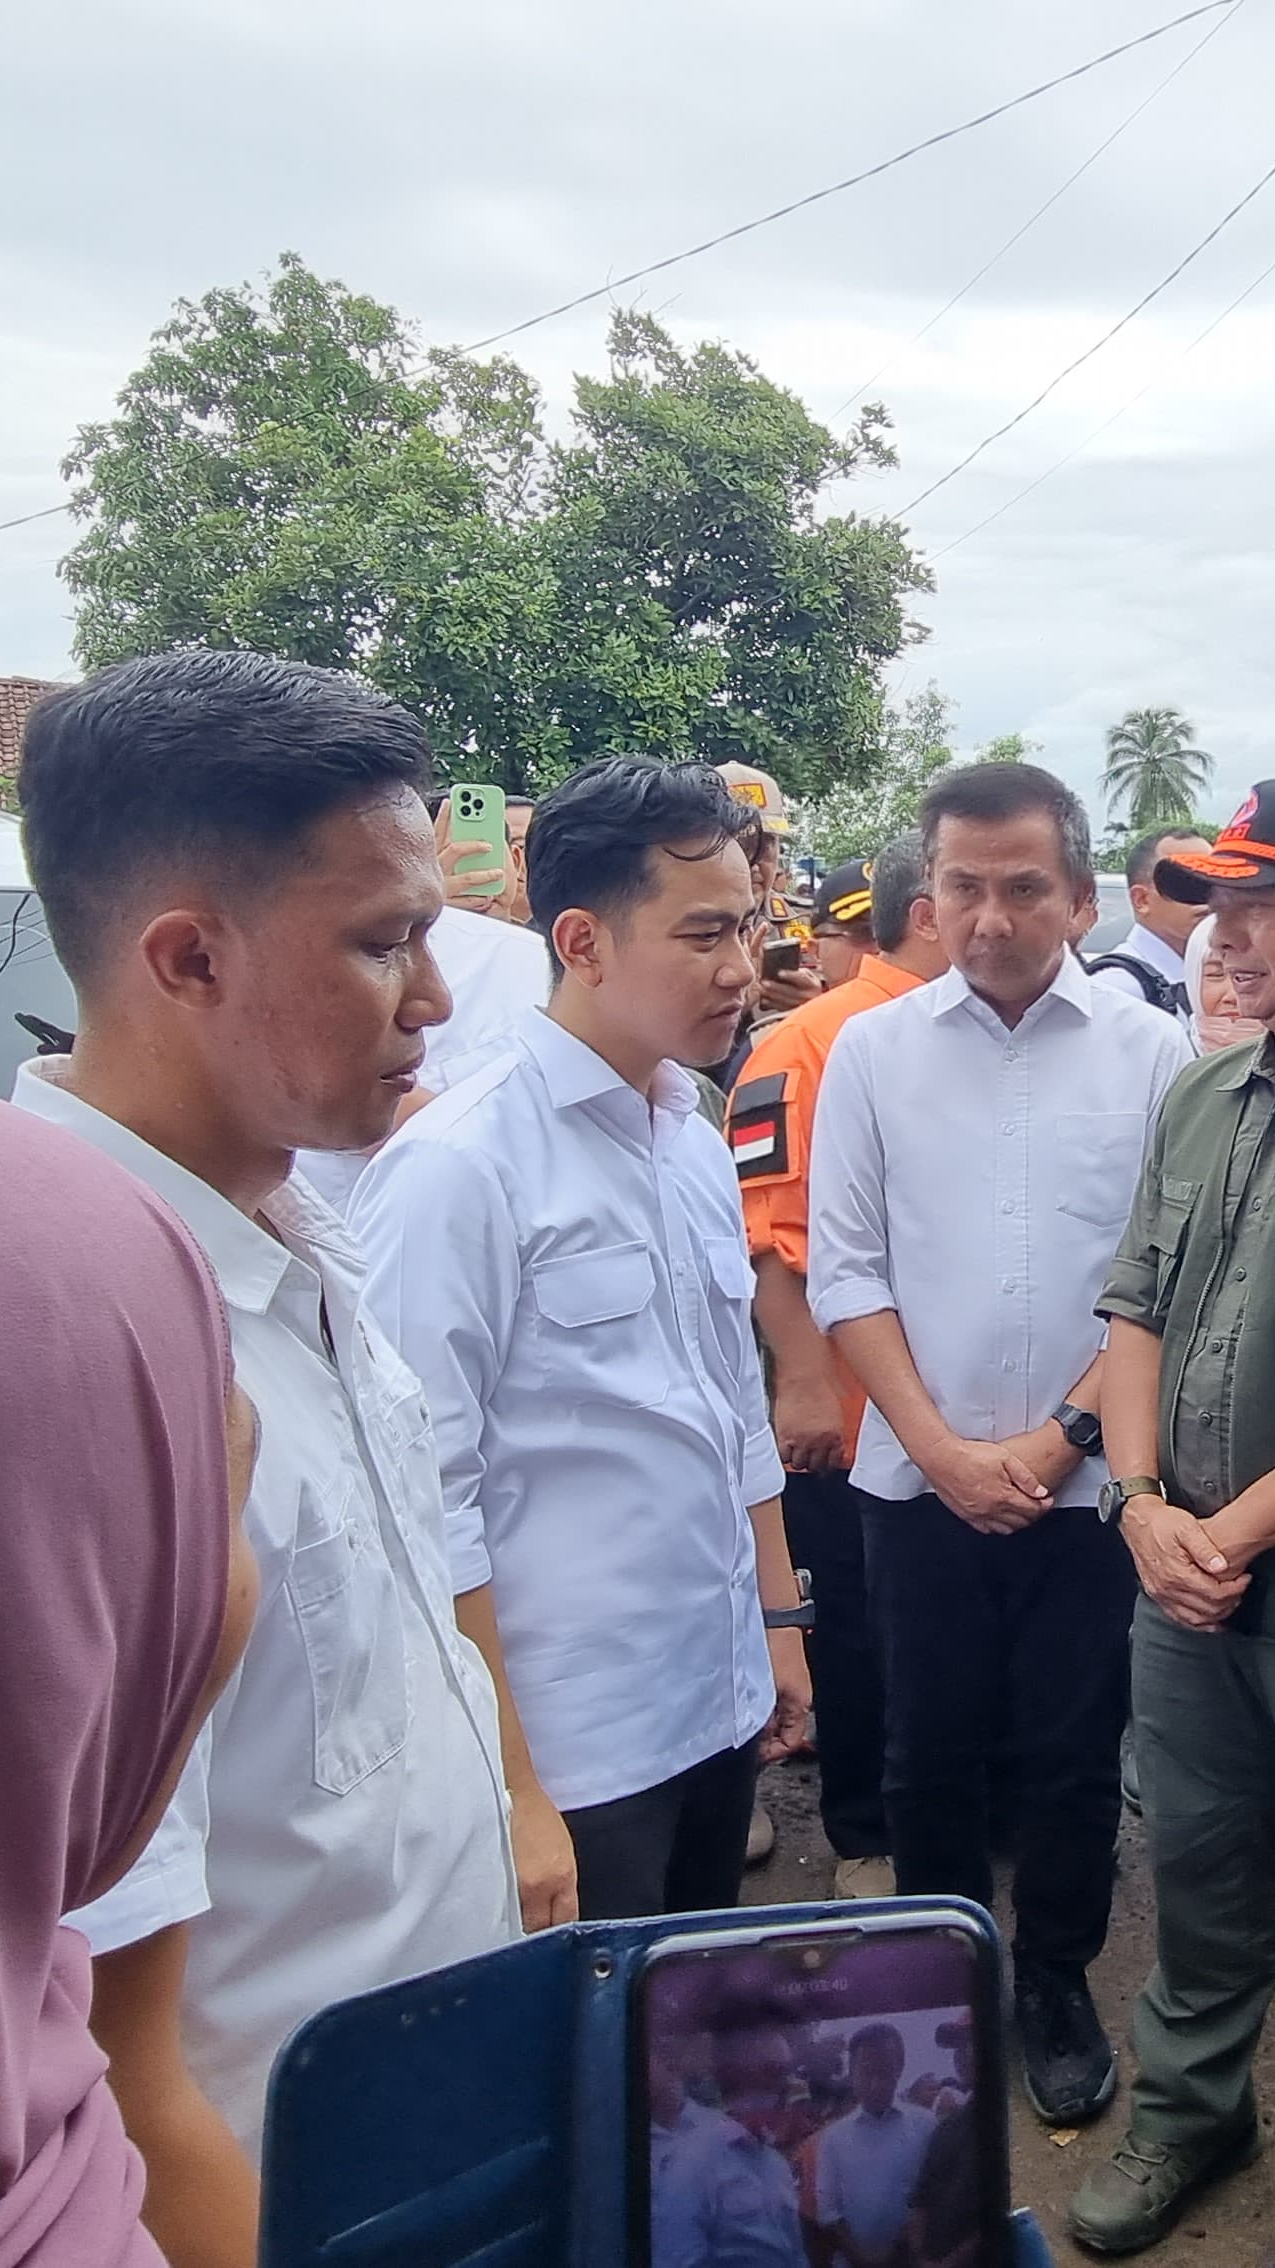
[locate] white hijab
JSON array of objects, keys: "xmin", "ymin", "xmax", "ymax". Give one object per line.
[{"xmin": 1184, "ymin": 916, "xmax": 1265, "ymax": 1055}]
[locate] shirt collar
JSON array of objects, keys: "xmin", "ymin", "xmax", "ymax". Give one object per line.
[
  {"xmin": 857, "ymin": 953, "xmax": 923, "ymax": 1001},
  {"xmin": 517, "ymin": 1007, "xmax": 700, "ymax": 1120},
  {"xmin": 929, "ymin": 945, "xmax": 1093, "ymax": 1026},
  {"xmin": 11, "ymin": 1057, "xmax": 353, "ymax": 1314},
  {"xmin": 1215, "ymin": 1030, "xmax": 1275, "ymax": 1091},
  {"xmin": 1119, "ymin": 923, "xmax": 1187, "ymax": 984}
]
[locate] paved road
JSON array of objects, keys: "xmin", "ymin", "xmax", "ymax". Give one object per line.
[{"xmin": 745, "ymin": 1755, "xmax": 1275, "ymax": 2266}]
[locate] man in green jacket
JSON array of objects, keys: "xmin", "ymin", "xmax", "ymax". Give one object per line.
[{"xmin": 1071, "ymin": 785, "xmax": 1275, "ymax": 2255}]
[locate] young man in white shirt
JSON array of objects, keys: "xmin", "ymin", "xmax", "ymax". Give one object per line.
[
  {"xmin": 352, "ymin": 756, "xmax": 811, "ymax": 1926},
  {"xmin": 808, "ymin": 763, "xmax": 1191, "ymax": 2129},
  {"xmin": 14, "ymin": 651, "xmax": 519, "ymax": 2268},
  {"xmin": 1088, "ymin": 826, "xmax": 1212, "ymax": 1024},
  {"xmin": 815, "ymin": 2023, "xmax": 935, "ymax": 2265}
]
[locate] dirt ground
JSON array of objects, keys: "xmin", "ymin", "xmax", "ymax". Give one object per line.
[{"xmin": 744, "ymin": 1755, "xmax": 1275, "ymax": 2266}]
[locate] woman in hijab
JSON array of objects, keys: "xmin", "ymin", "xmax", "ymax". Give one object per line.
[
  {"xmin": 0, "ymin": 1101, "xmax": 257, "ymax": 2268},
  {"xmin": 1184, "ymin": 914, "xmax": 1266, "ymax": 1056}
]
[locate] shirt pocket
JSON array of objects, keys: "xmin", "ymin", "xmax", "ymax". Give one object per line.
[
  {"xmin": 1150, "ymin": 1175, "xmax": 1202, "ymax": 1310},
  {"xmin": 701, "ymin": 1234, "xmax": 757, "ymax": 1379},
  {"xmin": 287, "ymin": 1478, "xmax": 410, "ymax": 1797},
  {"xmin": 1055, "ymin": 1112, "xmax": 1148, "ymax": 1230},
  {"xmin": 531, "ymin": 1241, "xmax": 669, "ymax": 1409}
]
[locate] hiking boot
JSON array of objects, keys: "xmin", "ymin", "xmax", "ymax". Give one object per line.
[
  {"xmin": 1068, "ymin": 2120, "xmax": 1262, "ymax": 2254},
  {"xmin": 1015, "ymin": 1962, "xmax": 1116, "ymax": 2125},
  {"xmin": 833, "ymin": 1855, "xmax": 896, "ymax": 1900}
]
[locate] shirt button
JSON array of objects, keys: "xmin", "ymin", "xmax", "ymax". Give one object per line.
[
  {"xmin": 1200, "ymin": 1411, "xmax": 1214, "ymax": 1429},
  {"xmin": 1001, "ymin": 1199, "xmax": 1015, "ymax": 1215},
  {"xmin": 1002, "ymin": 1358, "xmax": 1017, "ymax": 1373},
  {"xmin": 1002, "ymin": 1122, "xmax": 1015, "ymax": 1136},
  {"xmin": 1211, "ymin": 1338, "xmax": 1224, "ymax": 1354},
  {"xmin": 1005, "ymin": 1048, "xmax": 1017, "ymax": 1062},
  {"xmin": 1236, "ymin": 1268, "xmax": 1248, "ymax": 1282},
  {"xmin": 1002, "ymin": 1279, "xmax": 1015, "ymax": 1295},
  {"xmin": 1253, "ymin": 1199, "xmax": 1264, "ymax": 1213}
]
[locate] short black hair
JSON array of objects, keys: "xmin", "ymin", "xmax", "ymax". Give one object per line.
[
  {"xmin": 848, "ymin": 2023, "xmax": 907, "ymax": 2073},
  {"xmin": 526, "ymin": 757, "xmax": 754, "ymax": 978},
  {"xmin": 505, "ymin": 794, "xmax": 536, "ymax": 811},
  {"xmin": 1125, "ymin": 825, "xmax": 1204, "ymax": 890},
  {"xmin": 20, "ymin": 649, "xmax": 430, "ymax": 983},
  {"xmin": 870, "ymin": 829, "xmax": 929, "ymax": 953},
  {"xmin": 919, "ymin": 761, "xmax": 1092, "ymax": 890}
]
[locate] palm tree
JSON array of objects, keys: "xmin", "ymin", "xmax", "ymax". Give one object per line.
[{"xmin": 1102, "ymin": 707, "xmax": 1215, "ymax": 831}]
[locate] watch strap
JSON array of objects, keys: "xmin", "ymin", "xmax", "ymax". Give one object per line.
[{"xmin": 765, "ymin": 1568, "xmax": 815, "ymax": 1632}]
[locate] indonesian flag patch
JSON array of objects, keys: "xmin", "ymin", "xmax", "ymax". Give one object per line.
[{"xmin": 728, "ymin": 1071, "xmax": 789, "ymax": 1181}]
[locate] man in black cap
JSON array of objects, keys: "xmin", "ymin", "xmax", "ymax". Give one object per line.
[
  {"xmin": 1071, "ymin": 784, "xmax": 1275, "ymax": 2254},
  {"xmin": 811, "ymin": 859, "xmax": 877, "ymax": 992}
]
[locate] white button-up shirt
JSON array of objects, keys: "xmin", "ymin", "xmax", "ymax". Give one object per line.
[
  {"xmin": 297, "ymin": 906, "xmax": 552, "ymax": 1215},
  {"xmin": 350, "ymin": 1011, "xmax": 784, "ymax": 1813},
  {"xmin": 654, "ymin": 2116, "xmax": 806, "ymax": 2268},
  {"xmin": 808, "ymin": 952, "xmax": 1192, "ymax": 1505},
  {"xmin": 815, "ymin": 2102, "xmax": 935, "ymax": 2247},
  {"xmin": 13, "ymin": 1060, "xmax": 519, "ymax": 2159}
]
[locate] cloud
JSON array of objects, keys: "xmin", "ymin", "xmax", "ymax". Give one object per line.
[{"xmin": 3, "ymin": 0, "xmax": 1273, "ymax": 819}]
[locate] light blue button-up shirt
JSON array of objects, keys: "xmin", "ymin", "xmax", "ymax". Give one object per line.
[
  {"xmin": 654, "ymin": 2115, "xmax": 807, "ymax": 2268},
  {"xmin": 815, "ymin": 2099, "xmax": 936, "ymax": 2249}
]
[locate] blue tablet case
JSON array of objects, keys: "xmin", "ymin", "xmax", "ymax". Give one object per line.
[{"xmin": 261, "ymin": 1901, "xmax": 1054, "ymax": 2267}]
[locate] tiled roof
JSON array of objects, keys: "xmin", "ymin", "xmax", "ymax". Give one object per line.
[{"xmin": 0, "ymin": 677, "xmax": 59, "ymax": 812}]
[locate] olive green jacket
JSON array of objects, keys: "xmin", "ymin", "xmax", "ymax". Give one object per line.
[{"xmin": 1099, "ymin": 1036, "xmax": 1275, "ymax": 1503}]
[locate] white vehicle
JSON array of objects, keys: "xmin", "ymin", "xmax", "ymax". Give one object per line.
[{"xmin": 0, "ymin": 814, "xmax": 76, "ymax": 1100}]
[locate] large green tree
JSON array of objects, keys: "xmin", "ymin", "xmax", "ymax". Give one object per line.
[
  {"xmin": 61, "ymin": 258, "xmax": 929, "ymax": 796},
  {"xmin": 1101, "ymin": 706, "xmax": 1215, "ymax": 832},
  {"xmin": 788, "ymin": 684, "xmax": 956, "ymax": 863}
]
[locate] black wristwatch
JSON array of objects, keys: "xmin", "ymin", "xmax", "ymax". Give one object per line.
[
  {"xmin": 1052, "ymin": 1402, "xmax": 1104, "ymax": 1457},
  {"xmin": 1097, "ymin": 1476, "xmax": 1166, "ymax": 1527},
  {"xmin": 764, "ymin": 1568, "xmax": 815, "ymax": 1631}
]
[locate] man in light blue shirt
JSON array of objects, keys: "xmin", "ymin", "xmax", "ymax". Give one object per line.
[
  {"xmin": 653, "ymin": 2023, "xmax": 807, "ymax": 2268},
  {"xmin": 816, "ymin": 2024, "xmax": 934, "ymax": 2267}
]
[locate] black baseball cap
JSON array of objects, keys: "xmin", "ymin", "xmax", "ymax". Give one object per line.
[
  {"xmin": 813, "ymin": 859, "xmax": 874, "ymax": 930},
  {"xmin": 1156, "ymin": 784, "xmax": 1275, "ymax": 903}
]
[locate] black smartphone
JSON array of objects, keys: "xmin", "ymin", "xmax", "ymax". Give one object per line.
[
  {"xmin": 632, "ymin": 1907, "xmax": 1010, "ymax": 2268},
  {"xmin": 761, "ymin": 936, "xmax": 802, "ymax": 978}
]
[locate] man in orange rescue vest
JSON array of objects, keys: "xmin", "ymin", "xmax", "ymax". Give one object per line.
[{"xmin": 727, "ymin": 831, "xmax": 947, "ymax": 1896}]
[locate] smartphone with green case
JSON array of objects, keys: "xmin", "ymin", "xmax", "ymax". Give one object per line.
[{"xmin": 449, "ymin": 782, "xmax": 507, "ymax": 901}]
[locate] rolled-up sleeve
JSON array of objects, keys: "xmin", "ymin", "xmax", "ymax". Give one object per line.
[
  {"xmin": 1095, "ymin": 1121, "xmax": 1167, "ymax": 1334},
  {"xmin": 741, "ymin": 1324, "xmax": 785, "ymax": 1506},
  {"xmin": 807, "ymin": 1018, "xmax": 895, "ymax": 1334},
  {"xmin": 352, "ymin": 1131, "xmax": 522, "ymax": 1595}
]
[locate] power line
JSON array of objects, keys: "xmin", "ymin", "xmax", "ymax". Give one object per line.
[
  {"xmin": 462, "ymin": 2, "xmax": 1235, "ymax": 353},
  {"xmin": 932, "ymin": 252, "xmax": 1275, "ymax": 560},
  {"xmin": 901, "ymin": 153, "xmax": 1275, "ymax": 517},
  {"xmin": 829, "ymin": 0, "xmax": 1246, "ymax": 421},
  {"xmin": 0, "ymin": 501, "xmax": 71, "ymax": 535}
]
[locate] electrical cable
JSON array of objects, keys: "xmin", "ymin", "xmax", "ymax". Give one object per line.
[
  {"xmin": 0, "ymin": 502, "xmax": 71, "ymax": 535},
  {"xmin": 462, "ymin": 3, "xmax": 1234, "ymax": 353},
  {"xmin": 901, "ymin": 152, "xmax": 1275, "ymax": 516},
  {"xmin": 829, "ymin": 0, "xmax": 1246, "ymax": 420},
  {"xmin": 931, "ymin": 251, "xmax": 1275, "ymax": 559}
]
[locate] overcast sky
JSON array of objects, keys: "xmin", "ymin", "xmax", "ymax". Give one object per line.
[{"xmin": 3, "ymin": 0, "xmax": 1273, "ymax": 824}]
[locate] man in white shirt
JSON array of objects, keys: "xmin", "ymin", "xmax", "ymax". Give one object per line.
[
  {"xmin": 815, "ymin": 2024, "xmax": 935, "ymax": 2266},
  {"xmin": 653, "ymin": 2023, "xmax": 807, "ymax": 2268},
  {"xmin": 808, "ymin": 763, "xmax": 1191, "ymax": 2130},
  {"xmin": 1088, "ymin": 827, "xmax": 1212, "ymax": 1024},
  {"xmin": 298, "ymin": 894, "xmax": 550, "ymax": 1214},
  {"xmin": 352, "ymin": 756, "xmax": 811, "ymax": 1926},
  {"xmin": 15, "ymin": 650, "xmax": 518, "ymax": 2266}
]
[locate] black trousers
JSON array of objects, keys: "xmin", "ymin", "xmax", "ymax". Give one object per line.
[
  {"xmin": 781, "ymin": 1469, "xmax": 888, "ymax": 1858},
  {"xmin": 563, "ymin": 1738, "xmax": 760, "ymax": 1921},
  {"xmin": 861, "ymin": 1492, "xmax": 1136, "ymax": 1973}
]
